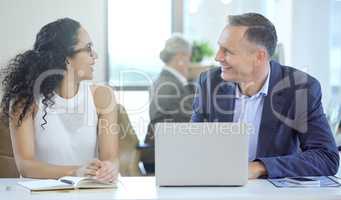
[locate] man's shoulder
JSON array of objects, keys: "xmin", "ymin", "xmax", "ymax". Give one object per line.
[
  {"xmin": 271, "ymin": 61, "xmax": 321, "ymax": 90},
  {"xmin": 198, "ymin": 67, "xmax": 223, "ymax": 84},
  {"xmin": 196, "ymin": 62, "xmax": 321, "ymax": 91}
]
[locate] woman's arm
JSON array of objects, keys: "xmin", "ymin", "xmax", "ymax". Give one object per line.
[
  {"xmin": 10, "ymin": 103, "xmax": 100, "ymax": 179},
  {"xmin": 91, "ymin": 85, "xmax": 120, "ymax": 181}
]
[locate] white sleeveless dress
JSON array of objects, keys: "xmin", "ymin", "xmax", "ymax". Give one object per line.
[{"xmin": 34, "ymin": 81, "xmax": 98, "ymax": 166}]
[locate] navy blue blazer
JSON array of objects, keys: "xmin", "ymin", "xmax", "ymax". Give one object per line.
[{"xmin": 191, "ymin": 61, "xmax": 339, "ymax": 178}]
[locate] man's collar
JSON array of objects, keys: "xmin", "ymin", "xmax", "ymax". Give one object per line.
[
  {"xmin": 259, "ymin": 67, "xmax": 271, "ymax": 96},
  {"xmin": 235, "ymin": 67, "xmax": 271, "ymax": 98}
]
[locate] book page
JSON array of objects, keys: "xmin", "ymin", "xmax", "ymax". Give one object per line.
[
  {"xmin": 59, "ymin": 176, "xmax": 116, "ymax": 189},
  {"xmin": 18, "ymin": 180, "xmax": 74, "ymax": 191},
  {"xmin": 59, "ymin": 176, "xmax": 87, "ymax": 186}
]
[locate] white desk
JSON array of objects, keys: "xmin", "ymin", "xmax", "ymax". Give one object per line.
[{"xmin": 1, "ymin": 177, "xmax": 341, "ymax": 200}]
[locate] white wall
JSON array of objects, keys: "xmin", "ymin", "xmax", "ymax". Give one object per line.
[
  {"xmin": 184, "ymin": 0, "xmax": 265, "ymax": 51},
  {"xmin": 0, "ymin": 0, "xmax": 334, "ymax": 106},
  {"xmin": 0, "ymin": 0, "xmax": 107, "ymax": 85},
  {"xmin": 267, "ymin": 0, "xmax": 293, "ymax": 66},
  {"xmin": 291, "ymin": 0, "xmax": 331, "ymax": 105},
  {"xmin": 184, "ymin": 0, "xmax": 332, "ymax": 106}
]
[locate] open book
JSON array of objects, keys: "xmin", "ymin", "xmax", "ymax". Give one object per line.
[{"xmin": 18, "ymin": 176, "xmax": 117, "ymax": 191}]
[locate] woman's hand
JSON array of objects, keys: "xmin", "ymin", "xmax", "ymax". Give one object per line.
[
  {"xmin": 74, "ymin": 159, "xmax": 102, "ymax": 177},
  {"xmin": 95, "ymin": 160, "xmax": 119, "ymax": 183}
]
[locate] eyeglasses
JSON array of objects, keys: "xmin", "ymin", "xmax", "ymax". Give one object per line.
[{"xmin": 72, "ymin": 43, "xmax": 96, "ymax": 57}]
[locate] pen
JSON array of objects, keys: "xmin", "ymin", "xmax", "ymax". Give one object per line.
[{"xmin": 60, "ymin": 179, "xmax": 74, "ymax": 185}]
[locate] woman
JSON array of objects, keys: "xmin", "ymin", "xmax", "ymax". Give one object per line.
[{"xmin": 1, "ymin": 18, "xmax": 119, "ymax": 183}]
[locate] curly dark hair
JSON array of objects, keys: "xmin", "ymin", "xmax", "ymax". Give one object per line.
[{"xmin": 1, "ymin": 18, "xmax": 81, "ymax": 128}]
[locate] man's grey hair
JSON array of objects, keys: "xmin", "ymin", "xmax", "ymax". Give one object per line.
[
  {"xmin": 160, "ymin": 33, "xmax": 192, "ymax": 64},
  {"xmin": 228, "ymin": 13, "xmax": 278, "ymax": 57}
]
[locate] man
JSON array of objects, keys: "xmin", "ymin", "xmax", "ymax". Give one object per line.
[
  {"xmin": 191, "ymin": 13, "xmax": 339, "ymax": 179},
  {"xmin": 142, "ymin": 34, "xmax": 195, "ymax": 173}
]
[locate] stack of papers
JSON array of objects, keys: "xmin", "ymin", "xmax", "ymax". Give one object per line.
[{"xmin": 268, "ymin": 176, "xmax": 341, "ymax": 188}]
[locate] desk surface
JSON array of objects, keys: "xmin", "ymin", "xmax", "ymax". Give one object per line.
[{"xmin": 1, "ymin": 177, "xmax": 341, "ymax": 200}]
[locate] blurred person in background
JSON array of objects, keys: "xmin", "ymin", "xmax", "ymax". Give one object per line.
[{"xmin": 141, "ymin": 34, "xmax": 195, "ymax": 174}]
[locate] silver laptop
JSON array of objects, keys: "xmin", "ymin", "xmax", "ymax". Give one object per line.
[{"xmin": 155, "ymin": 122, "xmax": 249, "ymax": 186}]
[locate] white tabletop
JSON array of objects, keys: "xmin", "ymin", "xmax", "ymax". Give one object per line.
[{"xmin": 1, "ymin": 177, "xmax": 341, "ymax": 200}]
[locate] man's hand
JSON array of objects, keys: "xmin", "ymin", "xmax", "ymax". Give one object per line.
[{"xmin": 248, "ymin": 161, "xmax": 267, "ymax": 179}]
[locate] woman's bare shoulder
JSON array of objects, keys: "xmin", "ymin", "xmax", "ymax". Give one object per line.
[{"xmin": 89, "ymin": 84, "xmax": 117, "ymax": 113}]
